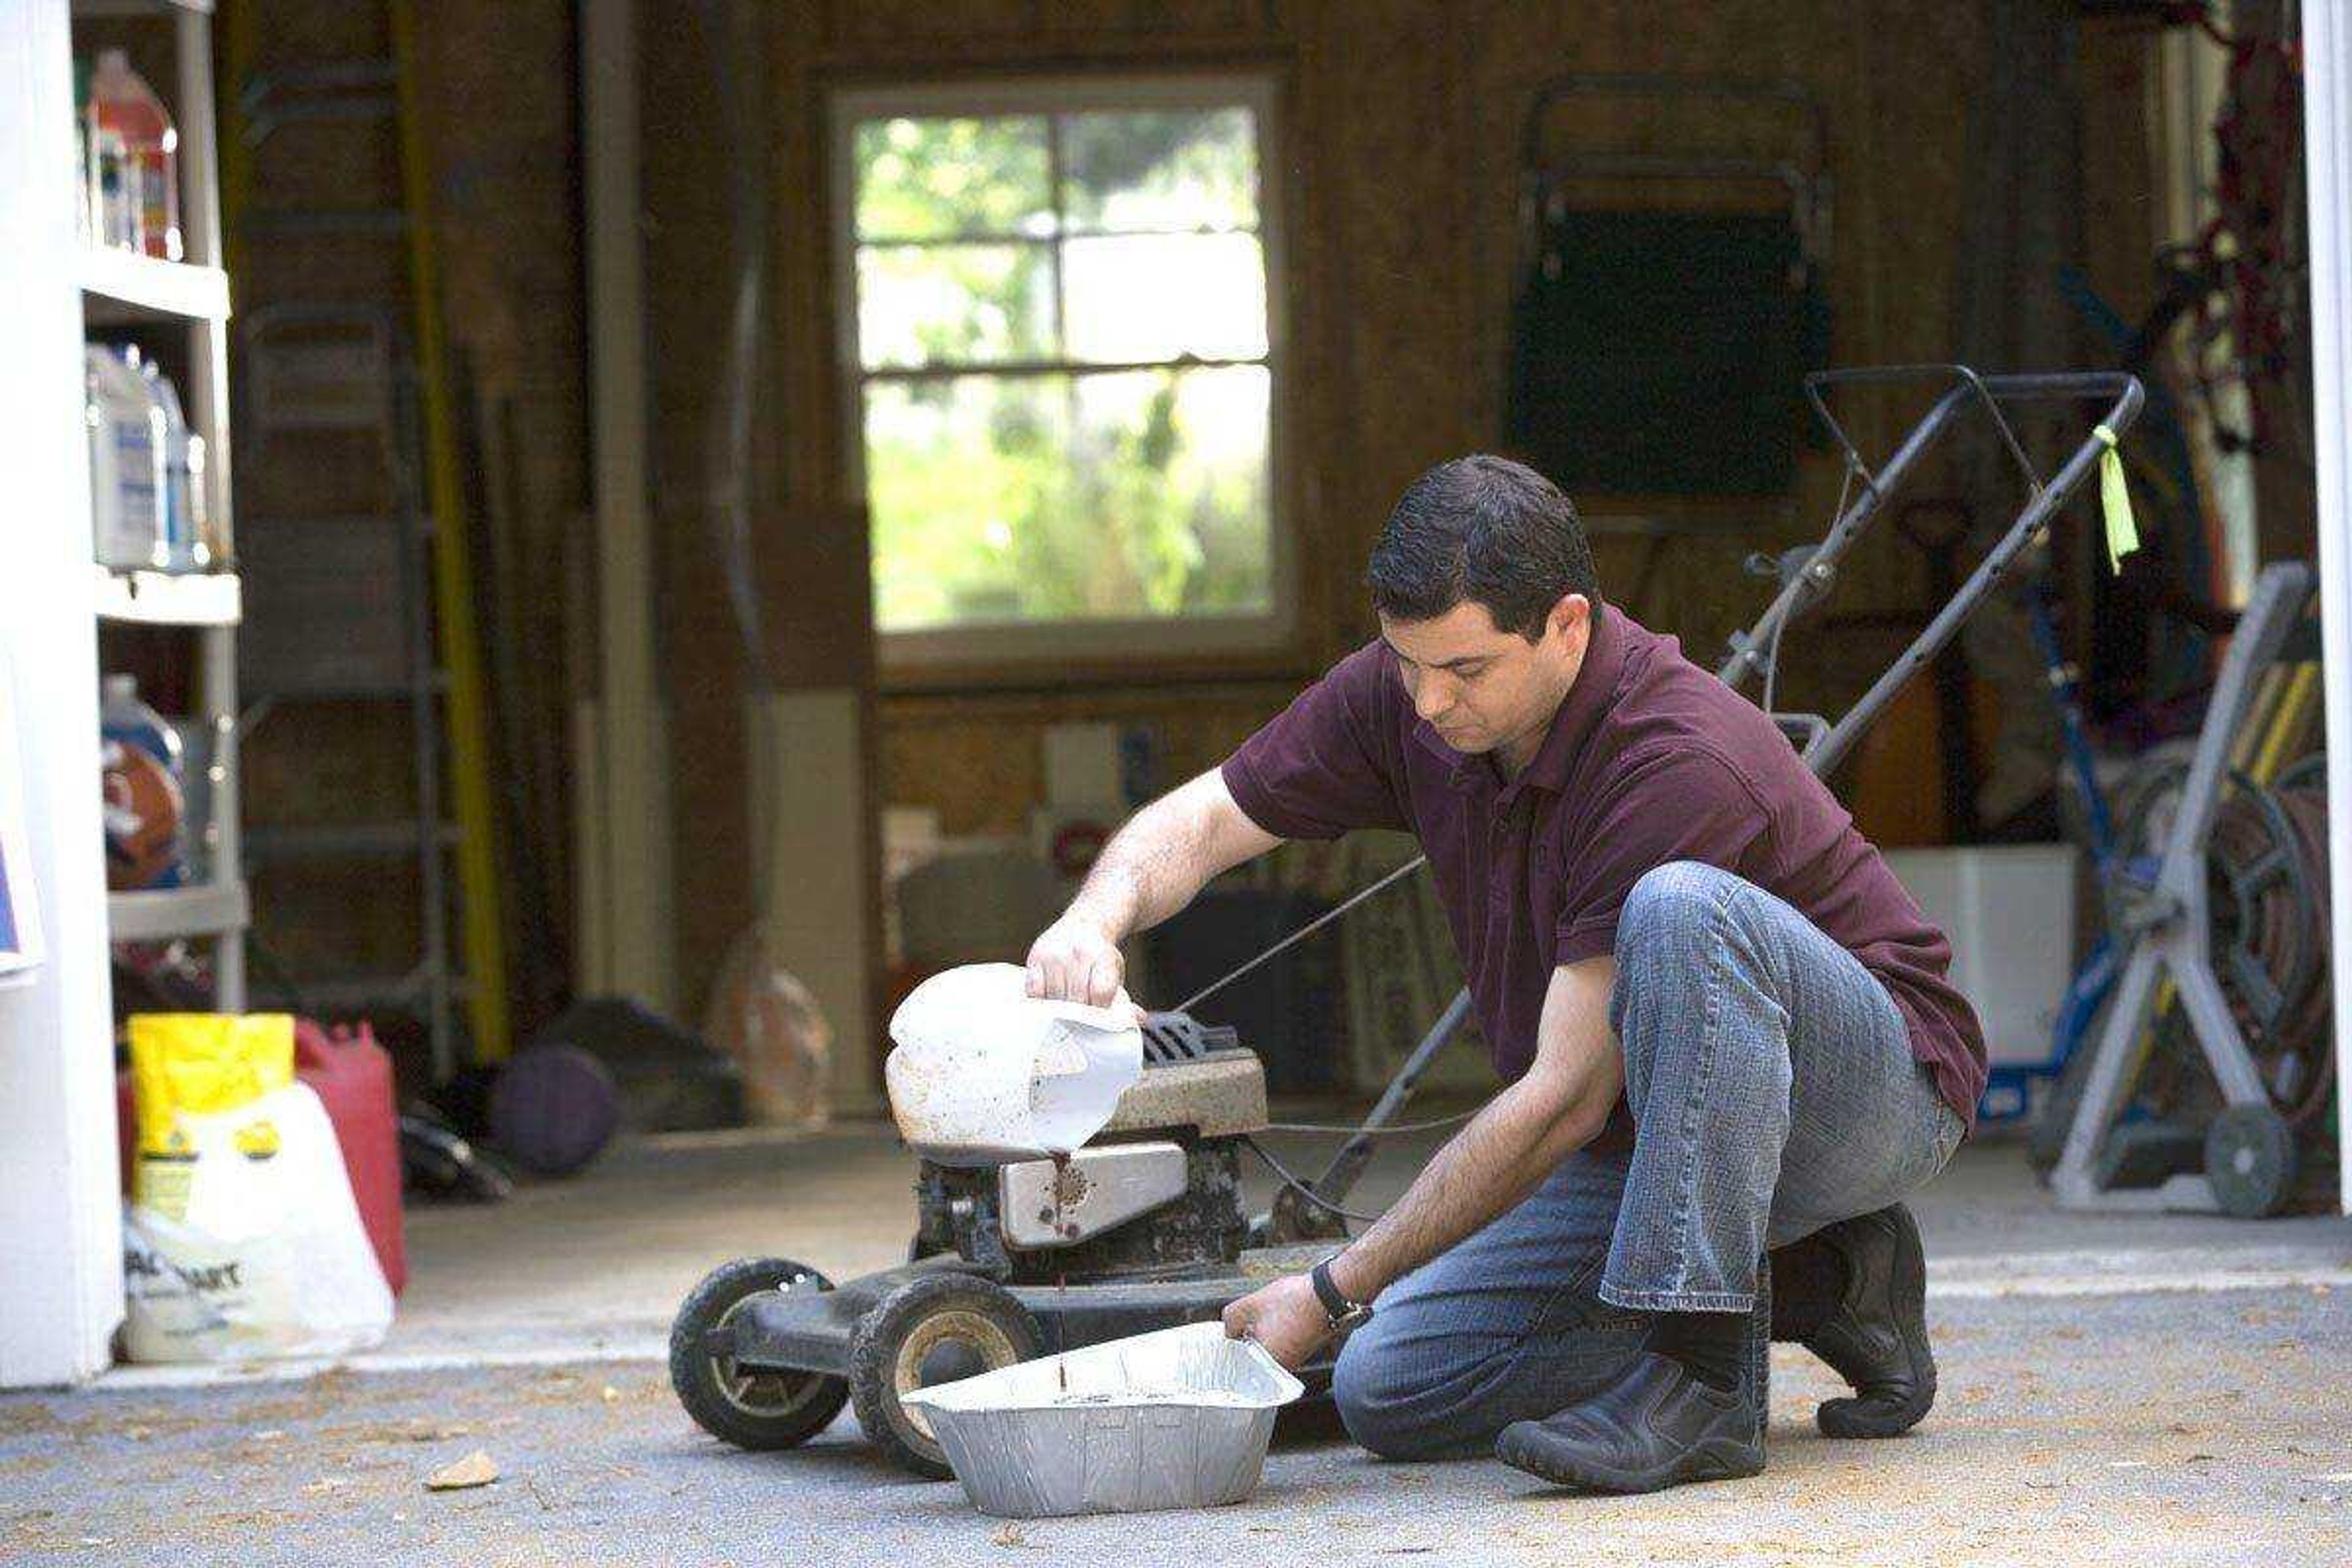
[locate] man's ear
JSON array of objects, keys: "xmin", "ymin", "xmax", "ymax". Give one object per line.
[{"xmin": 1546, "ymin": 592, "xmax": 1592, "ymax": 648}]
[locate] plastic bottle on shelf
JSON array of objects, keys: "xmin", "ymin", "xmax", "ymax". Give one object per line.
[
  {"xmin": 139, "ymin": 357, "xmax": 211, "ymax": 571},
  {"xmin": 90, "ymin": 123, "xmax": 141, "ymax": 253},
  {"xmin": 100, "ymin": 674, "xmax": 188, "ymax": 891},
  {"xmin": 72, "ymin": 59, "xmax": 90, "ymax": 243},
  {"xmin": 78, "ymin": 54, "xmax": 143, "ymax": 251},
  {"xmin": 87, "ymin": 49, "xmax": 179, "ymax": 262},
  {"xmin": 86, "ymin": 344, "xmax": 169, "ymax": 571}
]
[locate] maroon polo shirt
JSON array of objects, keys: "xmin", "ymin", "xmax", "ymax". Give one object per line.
[{"xmin": 1220, "ymin": 604, "xmax": 1987, "ymax": 1131}]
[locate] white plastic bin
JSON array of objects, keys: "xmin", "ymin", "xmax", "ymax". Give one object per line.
[{"xmin": 1883, "ymin": 843, "xmax": 2080, "ymax": 1068}]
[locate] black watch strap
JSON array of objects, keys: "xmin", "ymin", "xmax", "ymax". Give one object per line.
[{"xmin": 1310, "ymin": 1258, "xmax": 1366, "ymax": 1327}]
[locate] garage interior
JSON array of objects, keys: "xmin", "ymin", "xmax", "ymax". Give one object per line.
[{"xmin": 5, "ymin": 0, "xmax": 2352, "ymax": 1561}]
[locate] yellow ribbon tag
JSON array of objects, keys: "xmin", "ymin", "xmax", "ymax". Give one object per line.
[{"xmin": 2094, "ymin": 423, "xmax": 2139, "ymax": 573}]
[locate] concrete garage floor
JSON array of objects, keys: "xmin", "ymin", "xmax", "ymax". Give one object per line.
[{"xmin": 9, "ymin": 1122, "xmax": 2352, "ymax": 1566}]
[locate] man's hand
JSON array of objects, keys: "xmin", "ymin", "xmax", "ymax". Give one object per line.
[
  {"xmin": 1303, "ymin": 960, "xmax": 1623, "ymax": 1305},
  {"xmin": 1221, "ymin": 1273, "xmax": 1332, "ymax": 1370},
  {"xmin": 1025, "ymin": 915, "xmax": 1128, "ymax": 1009},
  {"xmin": 1022, "ymin": 769, "xmax": 1280, "ymax": 1012}
]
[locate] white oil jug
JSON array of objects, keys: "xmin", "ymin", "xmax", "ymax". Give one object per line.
[{"xmin": 884, "ymin": 963, "xmax": 1142, "ymax": 1164}]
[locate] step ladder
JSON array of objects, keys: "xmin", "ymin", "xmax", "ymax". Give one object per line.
[
  {"xmin": 223, "ymin": 12, "xmax": 506, "ymax": 1077},
  {"xmin": 235, "ymin": 300, "xmax": 459, "ymax": 1076}
]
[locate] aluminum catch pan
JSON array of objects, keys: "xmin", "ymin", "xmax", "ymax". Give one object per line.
[{"xmin": 899, "ymin": 1322, "xmax": 1303, "ymax": 1518}]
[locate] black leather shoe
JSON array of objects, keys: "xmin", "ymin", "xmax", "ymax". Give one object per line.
[
  {"xmin": 1770, "ymin": 1203, "xmax": 1936, "ymax": 1438},
  {"xmin": 1494, "ymin": 1352, "xmax": 1764, "ymax": 1494}
]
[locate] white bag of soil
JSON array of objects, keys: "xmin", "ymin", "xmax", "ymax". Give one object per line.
[{"xmin": 123, "ymin": 1079, "xmax": 393, "ymax": 1363}]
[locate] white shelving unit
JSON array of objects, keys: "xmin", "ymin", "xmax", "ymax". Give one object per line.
[
  {"xmin": 89, "ymin": 562, "xmax": 240, "ymax": 625},
  {"xmin": 107, "ymin": 880, "xmax": 250, "ymax": 943},
  {"xmin": 78, "ymin": 246, "xmax": 228, "ymax": 322},
  {"xmin": 77, "ymin": 0, "xmax": 244, "ymax": 1008}
]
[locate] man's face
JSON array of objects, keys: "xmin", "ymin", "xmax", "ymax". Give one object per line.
[{"xmin": 1379, "ymin": 595, "xmax": 1591, "ymax": 759}]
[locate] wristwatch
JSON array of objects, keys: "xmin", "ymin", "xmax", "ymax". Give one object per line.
[{"xmin": 1310, "ymin": 1257, "xmax": 1373, "ymax": 1332}]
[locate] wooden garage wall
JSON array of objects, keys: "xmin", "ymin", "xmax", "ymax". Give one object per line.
[{"xmin": 635, "ymin": 0, "xmax": 2161, "ymax": 1019}]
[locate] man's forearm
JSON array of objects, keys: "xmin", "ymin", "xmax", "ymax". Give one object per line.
[
  {"xmin": 1327, "ymin": 1068, "xmax": 1611, "ymax": 1304},
  {"xmin": 1031, "ymin": 771, "xmax": 1276, "ymax": 1008},
  {"xmin": 1063, "ymin": 817, "xmax": 1193, "ymax": 940}
]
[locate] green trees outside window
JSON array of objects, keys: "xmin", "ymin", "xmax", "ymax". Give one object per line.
[{"xmin": 846, "ymin": 101, "xmax": 1275, "ymax": 637}]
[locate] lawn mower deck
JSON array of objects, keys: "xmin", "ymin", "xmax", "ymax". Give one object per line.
[{"xmin": 715, "ymin": 1243, "xmax": 1338, "ymax": 1381}]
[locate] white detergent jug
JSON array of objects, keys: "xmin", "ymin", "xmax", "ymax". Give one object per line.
[
  {"xmin": 86, "ymin": 343, "xmax": 168, "ymax": 570},
  {"xmin": 885, "ymin": 963, "xmax": 1143, "ymax": 1165}
]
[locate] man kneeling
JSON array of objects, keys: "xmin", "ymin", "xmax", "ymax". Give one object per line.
[{"xmin": 1023, "ymin": 456, "xmax": 1977, "ymax": 1492}]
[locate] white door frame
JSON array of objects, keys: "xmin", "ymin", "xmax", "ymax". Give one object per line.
[
  {"xmin": 578, "ymin": 0, "xmax": 674, "ymax": 1012},
  {"xmin": 2302, "ymin": 0, "xmax": 2352, "ymax": 1213},
  {"xmin": 0, "ymin": 0, "xmax": 129, "ymax": 1385}
]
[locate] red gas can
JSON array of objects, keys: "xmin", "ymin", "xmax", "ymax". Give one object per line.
[{"xmin": 293, "ymin": 1019, "xmax": 407, "ymax": 1296}]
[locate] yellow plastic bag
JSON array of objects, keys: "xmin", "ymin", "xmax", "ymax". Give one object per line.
[{"xmin": 129, "ymin": 1012, "xmax": 294, "ymax": 1219}]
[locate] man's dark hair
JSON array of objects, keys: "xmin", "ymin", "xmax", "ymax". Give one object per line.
[{"xmin": 1366, "ymin": 454, "xmax": 1600, "ymax": 640}]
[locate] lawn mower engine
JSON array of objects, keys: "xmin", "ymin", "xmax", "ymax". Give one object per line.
[
  {"xmin": 907, "ymin": 1014, "xmax": 1265, "ymax": 1281},
  {"xmin": 668, "ymin": 1011, "xmax": 1343, "ymax": 1479}
]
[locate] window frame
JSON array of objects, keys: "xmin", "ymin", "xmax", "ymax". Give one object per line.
[{"xmin": 829, "ymin": 72, "xmax": 1295, "ymax": 678}]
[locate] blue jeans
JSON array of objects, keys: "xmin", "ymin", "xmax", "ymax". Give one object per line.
[{"xmin": 1332, "ymin": 861, "xmax": 1966, "ymax": 1459}]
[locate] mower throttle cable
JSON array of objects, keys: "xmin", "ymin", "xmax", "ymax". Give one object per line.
[
  {"xmin": 1173, "ymin": 856, "xmax": 1430, "ymax": 1013},
  {"xmin": 1240, "ymin": 1135, "xmax": 1387, "ymax": 1226},
  {"xmin": 1260, "ymin": 1109, "xmax": 1481, "ymax": 1137}
]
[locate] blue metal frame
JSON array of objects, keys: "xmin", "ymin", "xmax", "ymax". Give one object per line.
[{"xmin": 1976, "ymin": 590, "xmax": 2124, "ymax": 1125}]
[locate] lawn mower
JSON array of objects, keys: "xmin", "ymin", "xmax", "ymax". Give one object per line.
[
  {"xmin": 668, "ymin": 1005, "xmax": 1408, "ymax": 1477},
  {"xmin": 669, "ymin": 365, "xmax": 2145, "ymax": 1479}
]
